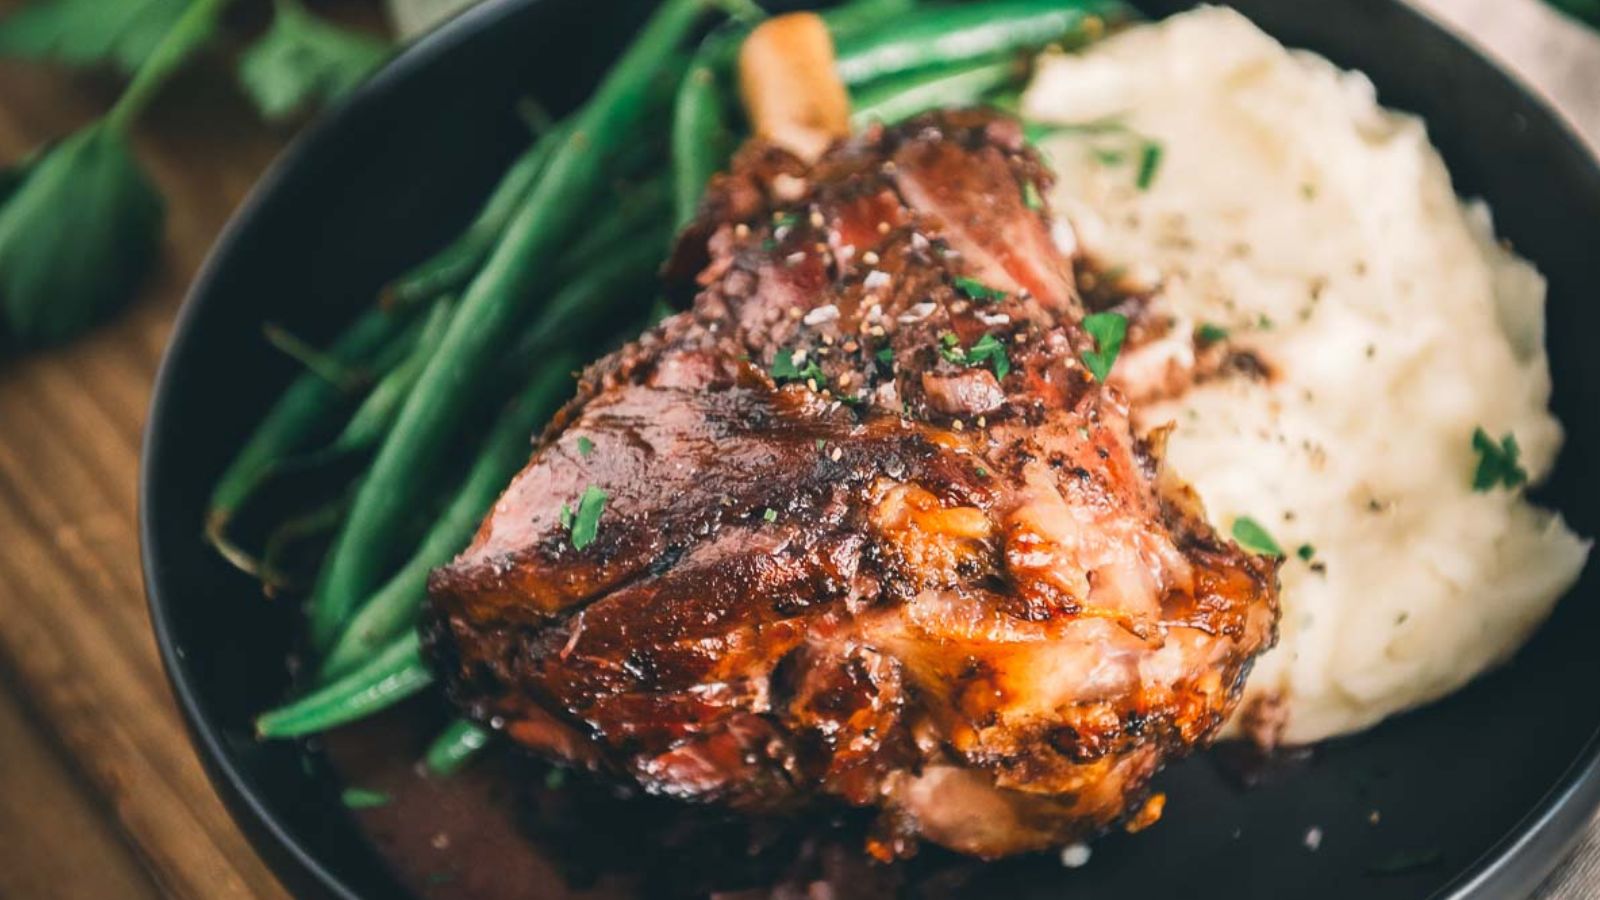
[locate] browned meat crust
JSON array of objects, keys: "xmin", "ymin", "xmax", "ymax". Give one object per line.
[{"xmin": 425, "ymin": 110, "xmax": 1279, "ymax": 859}]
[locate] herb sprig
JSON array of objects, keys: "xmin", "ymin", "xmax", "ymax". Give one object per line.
[
  {"xmin": 939, "ymin": 331, "xmax": 1010, "ymax": 380},
  {"xmin": 1080, "ymin": 312, "xmax": 1127, "ymax": 383}
]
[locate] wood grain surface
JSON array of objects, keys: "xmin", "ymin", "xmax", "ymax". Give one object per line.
[{"xmin": 0, "ymin": 1, "xmax": 1592, "ymax": 898}]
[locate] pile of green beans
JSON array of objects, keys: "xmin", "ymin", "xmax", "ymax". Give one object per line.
[{"xmin": 224, "ymin": 0, "xmax": 1134, "ymax": 774}]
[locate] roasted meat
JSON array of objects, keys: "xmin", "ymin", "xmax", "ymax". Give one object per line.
[{"xmin": 425, "ymin": 110, "xmax": 1279, "ymax": 859}]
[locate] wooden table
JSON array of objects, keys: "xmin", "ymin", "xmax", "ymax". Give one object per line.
[{"xmin": 0, "ymin": 1, "xmax": 1594, "ymax": 897}]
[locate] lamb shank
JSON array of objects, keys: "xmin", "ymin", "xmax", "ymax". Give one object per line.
[{"xmin": 425, "ymin": 108, "xmax": 1278, "ymax": 859}]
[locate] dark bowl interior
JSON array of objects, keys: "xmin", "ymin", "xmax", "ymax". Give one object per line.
[{"xmin": 141, "ymin": 0, "xmax": 1600, "ymax": 897}]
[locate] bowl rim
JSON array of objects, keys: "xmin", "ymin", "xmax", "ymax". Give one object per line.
[{"xmin": 139, "ymin": 0, "xmax": 1600, "ymax": 897}]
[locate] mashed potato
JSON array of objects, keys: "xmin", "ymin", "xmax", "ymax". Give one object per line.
[{"xmin": 1023, "ymin": 7, "xmax": 1590, "ymax": 744}]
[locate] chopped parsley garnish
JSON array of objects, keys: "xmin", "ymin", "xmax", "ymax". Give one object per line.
[
  {"xmin": 544, "ymin": 767, "xmax": 568, "ymax": 790},
  {"xmin": 1257, "ymin": 314, "xmax": 1274, "ymax": 329},
  {"xmin": 341, "ymin": 788, "xmax": 390, "ymax": 809},
  {"xmin": 967, "ymin": 334, "xmax": 1010, "ymax": 379},
  {"xmin": 939, "ymin": 332, "xmax": 963, "ymax": 361},
  {"xmin": 975, "ymin": 466, "xmax": 989, "ymax": 478},
  {"xmin": 1232, "ymin": 517, "xmax": 1284, "ymax": 558},
  {"xmin": 566, "ymin": 485, "xmax": 607, "ymax": 550},
  {"xmin": 1196, "ymin": 323, "xmax": 1230, "ymax": 345},
  {"xmin": 1296, "ymin": 543, "xmax": 1316, "ymax": 562},
  {"xmin": 558, "ymin": 503, "xmax": 574, "ymax": 530},
  {"xmin": 939, "ymin": 332, "xmax": 1010, "ymax": 380},
  {"xmin": 771, "ymin": 347, "xmax": 825, "ymax": 387},
  {"xmin": 1471, "ymin": 427, "xmax": 1527, "ymax": 492},
  {"xmin": 876, "ymin": 346, "xmax": 894, "ymax": 364},
  {"xmin": 1080, "ymin": 312, "xmax": 1127, "ymax": 383},
  {"xmin": 1136, "ymin": 141, "xmax": 1164, "ymax": 190},
  {"xmin": 576, "ymin": 436, "xmax": 595, "ymax": 457},
  {"xmin": 772, "ymin": 211, "xmax": 799, "ymax": 230},
  {"xmin": 953, "ymin": 275, "xmax": 1006, "ymax": 303},
  {"xmin": 1022, "ymin": 180, "xmax": 1044, "ymax": 211},
  {"xmin": 762, "ymin": 507, "xmax": 778, "ymax": 523}
]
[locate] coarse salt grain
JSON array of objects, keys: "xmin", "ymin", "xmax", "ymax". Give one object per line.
[
  {"xmin": 1303, "ymin": 827, "xmax": 1323, "ymax": 851},
  {"xmin": 899, "ymin": 302, "xmax": 936, "ymax": 323},
  {"xmin": 1060, "ymin": 843, "xmax": 1091, "ymax": 868},
  {"xmin": 863, "ymin": 270, "xmax": 891, "ymax": 290},
  {"xmin": 803, "ymin": 304, "xmax": 840, "ymax": 326}
]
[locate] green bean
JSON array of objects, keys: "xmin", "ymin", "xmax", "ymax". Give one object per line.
[
  {"xmin": 672, "ymin": 33, "xmax": 742, "ymax": 227},
  {"xmin": 833, "ymin": 0, "xmax": 1129, "ymax": 86},
  {"xmin": 206, "ymin": 304, "xmax": 412, "ymax": 550},
  {"xmin": 382, "ymin": 124, "xmax": 568, "ymax": 310},
  {"xmin": 424, "ymin": 719, "xmax": 491, "ymax": 775},
  {"xmin": 306, "ymin": 0, "xmax": 712, "ymax": 652},
  {"xmin": 553, "ymin": 177, "xmax": 671, "ymax": 280},
  {"xmin": 255, "ymin": 631, "xmax": 431, "ymax": 739},
  {"xmin": 850, "ymin": 59, "xmax": 1024, "ymax": 127},
  {"xmin": 324, "ymin": 298, "xmax": 456, "ymax": 457},
  {"xmin": 259, "ymin": 495, "xmax": 350, "ymax": 593},
  {"xmin": 515, "ymin": 223, "xmax": 673, "ymax": 354},
  {"xmin": 821, "ymin": 0, "xmax": 918, "ymax": 38},
  {"xmin": 316, "ymin": 353, "xmax": 579, "ymax": 681}
]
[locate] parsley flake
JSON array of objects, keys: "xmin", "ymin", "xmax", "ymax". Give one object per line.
[
  {"xmin": 1136, "ymin": 141, "xmax": 1164, "ymax": 190},
  {"xmin": 771, "ymin": 347, "xmax": 825, "ymax": 387},
  {"xmin": 953, "ymin": 275, "xmax": 1006, "ymax": 303},
  {"xmin": 1297, "ymin": 543, "xmax": 1315, "ymax": 562},
  {"xmin": 576, "ymin": 436, "xmax": 595, "ymax": 458},
  {"xmin": 567, "ymin": 485, "xmax": 607, "ymax": 550},
  {"xmin": 1022, "ymin": 180, "xmax": 1044, "ymax": 212},
  {"xmin": 1471, "ymin": 428, "xmax": 1527, "ymax": 492},
  {"xmin": 876, "ymin": 346, "xmax": 894, "ymax": 364},
  {"xmin": 762, "ymin": 507, "xmax": 778, "ymax": 523},
  {"xmin": 341, "ymin": 787, "xmax": 390, "ymax": 809},
  {"xmin": 1196, "ymin": 323, "xmax": 1230, "ymax": 345},
  {"xmin": 1080, "ymin": 312, "xmax": 1127, "ymax": 383},
  {"xmin": 939, "ymin": 332, "xmax": 1009, "ymax": 380},
  {"xmin": 1232, "ymin": 517, "xmax": 1284, "ymax": 558}
]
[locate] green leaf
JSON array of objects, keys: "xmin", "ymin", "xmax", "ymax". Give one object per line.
[
  {"xmin": 938, "ymin": 331, "xmax": 1010, "ymax": 381},
  {"xmin": 1470, "ymin": 427, "xmax": 1527, "ymax": 492},
  {"xmin": 967, "ymin": 333, "xmax": 1010, "ymax": 380},
  {"xmin": 0, "ymin": 123, "xmax": 164, "ymax": 350},
  {"xmin": 576, "ymin": 436, "xmax": 595, "ymax": 457},
  {"xmin": 238, "ymin": 0, "xmax": 389, "ymax": 123},
  {"xmin": 340, "ymin": 787, "xmax": 390, "ymax": 809},
  {"xmin": 568, "ymin": 485, "xmax": 607, "ymax": 550},
  {"xmin": 1080, "ymin": 311, "xmax": 1127, "ymax": 383},
  {"xmin": 952, "ymin": 275, "xmax": 1005, "ymax": 304},
  {"xmin": 1231, "ymin": 516, "xmax": 1284, "ymax": 558},
  {"xmin": 0, "ymin": 0, "xmax": 188, "ymax": 74},
  {"xmin": 771, "ymin": 346, "xmax": 825, "ymax": 386},
  {"xmin": 1196, "ymin": 322, "xmax": 1229, "ymax": 345}
]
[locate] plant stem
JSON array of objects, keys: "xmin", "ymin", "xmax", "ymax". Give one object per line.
[{"xmin": 106, "ymin": 0, "xmax": 235, "ymax": 133}]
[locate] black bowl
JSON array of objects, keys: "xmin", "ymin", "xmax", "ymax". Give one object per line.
[{"xmin": 141, "ymin": 0, "xmax": 1600, "ymax": 896}]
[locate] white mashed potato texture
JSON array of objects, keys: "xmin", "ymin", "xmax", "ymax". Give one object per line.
[{"xmin": 1023, "ymin": 7, "xmax": 1590, "ymax": 744}]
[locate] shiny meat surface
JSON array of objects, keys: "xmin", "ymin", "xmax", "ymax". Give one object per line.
[{"xmin": 425, "ymin": 111, "xmax": 1279, "ymax": 859}]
